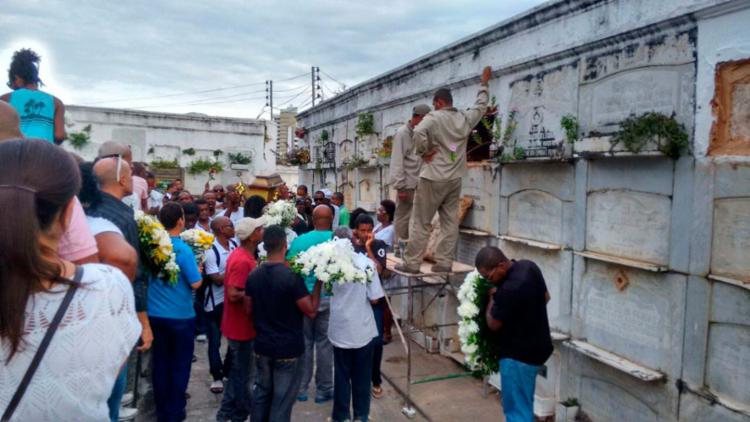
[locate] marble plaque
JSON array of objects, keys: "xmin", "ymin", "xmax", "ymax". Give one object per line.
[
  {"xmin": 711, "ymin": 198, "xmax": 750, "ymax": 282},
  {"xmin": 580, "ymin": 377, "xmax": 659, "ymax": 422},
  {"xmin": 705, "ymin": 324, "xmax": 750, "ymax": 404},
  {"xmin": 586, "ymin": 190, "xmax": 671, "ymax": 265},
  {"xmin": 576, "ymin": 261, "xmax": 682, "ymax": 371},
  {"xmin": 508, "ymin": 64, "xmax": 579, "ymax": 159},
  {"xmin": 579, "ymin": 64, "xmax": 694, "ymax": 137},
  {"xmin": 508, "ymin": 190, "xmax": 563, "ymax": 245}
]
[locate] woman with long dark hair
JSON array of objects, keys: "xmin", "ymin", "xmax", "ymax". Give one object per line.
[{"xmin": 0, "ymin": 139, "xmax": 141, "ymax": 420}]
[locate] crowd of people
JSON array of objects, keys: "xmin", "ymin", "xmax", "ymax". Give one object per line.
[{"xmin": 1, "ymin": 47, "xmax": 552, "ymax": 422}]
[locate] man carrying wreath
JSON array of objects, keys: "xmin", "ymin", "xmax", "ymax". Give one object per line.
[{"xmin": 475, "ymin": 246, "xmax": 552, "ymax": 422}]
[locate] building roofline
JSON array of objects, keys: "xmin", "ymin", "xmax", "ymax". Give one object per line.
[
  {"xmin": 67, "ymin": 104, "xmax": 267, "ymax": 125},
  {"xmin": 298, "ymin": 0, "xmax": 596, "ymax": 119}
]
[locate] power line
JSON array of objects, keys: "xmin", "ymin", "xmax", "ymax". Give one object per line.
[
  {"xmin": 276, "ymin": 85, "xmax": 311, "ymax": 107},
  {"xmin": 126, "ymin": 94, "xmax": 268, "ymax": 110},
  {"xmin": 319, "ymin": 69, "xmax": 346, "ymax": 88},
  {"xmin": 82, "ymin": 72, "xmax": 309, "ymax": 105}
]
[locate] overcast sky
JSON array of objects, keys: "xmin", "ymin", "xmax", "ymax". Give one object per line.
[{"xmin": 2, "ymin": 0, "xmax": 547, "ymax": 119}]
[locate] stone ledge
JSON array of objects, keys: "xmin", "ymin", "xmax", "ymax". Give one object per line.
[
  {"xmin": 574, "ymin": 250, "xmax": 669, "ymax": 272},
  {"xmin": 563, "ymin": 340, "xmax": 665, "ymax": 382}
]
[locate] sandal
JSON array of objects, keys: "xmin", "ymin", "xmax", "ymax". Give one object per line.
[{"xmin": 372, "ymin": 385, "xmax": 384, "ymax": 399}]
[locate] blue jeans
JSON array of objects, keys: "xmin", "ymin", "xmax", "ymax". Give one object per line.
[
  {"xmin": 217, "ymin": 339, "xmax": 255, "ymax": 422},
  {"xmin": 299, "ymin": 307, "xmax": 333, "ymax": 398},
  {"xmin": 253, "ymin": 354, "xmax": 304, "ymax": 422},
  {"xmin": 107, "ymin": 363, "xmax": 128, "ymax": 422},
  {"xmin": 206, "ymin": 303, "xmax": 231, "ymax": 381},
  {"xmin": 150, "ymin": 317, "xmax": 195, "ymax": 422},
  {"xmin": 371, "ymin": 300, "xmax": 384, "ymax": 387},
  {"xmin": 332, "ymin": 341, "xmax": 375, "ymax": 422},
  {"xmin": 499, "ymin": 358, "xmax": 539, "ymax": 422}
]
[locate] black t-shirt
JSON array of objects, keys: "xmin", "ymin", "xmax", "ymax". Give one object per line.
[
  {"xmin": 490, "ymin": 259, "xmax": 553, "ymax": 366},
  {"xmin": 246, "ymin": 262, "xmax": 310, "ymax": 359},
  {"xmin": 354, "ymin": 239, "xmax": 388, "ymax": 270}
]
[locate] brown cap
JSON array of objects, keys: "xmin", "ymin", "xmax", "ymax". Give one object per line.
[{"xmin": 412, "ymin": 104, "xmax": 431, "ymax": 116}]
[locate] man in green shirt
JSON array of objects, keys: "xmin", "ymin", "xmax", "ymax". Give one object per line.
[
  {"xmin": 286, "ymin": 205, "xmax": 335, "ymax": 403},
  {"xmin": 331, "ymin": 192, "xmax": 350, "ymax": 228}
]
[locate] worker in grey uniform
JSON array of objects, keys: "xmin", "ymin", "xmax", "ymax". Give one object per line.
[
  {"xmin": 396, "ymin": 66, "xmax": 492, "ymax": 273},
  {"xmin": 388, "ymin": 104, "xmax": 431, "ymax": 246}
]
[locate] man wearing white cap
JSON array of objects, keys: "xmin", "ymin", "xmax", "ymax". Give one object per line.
[
  {"xmin": 389, "ymin": 104, "xmax": 431, "ymax": 245},
  {"xmin": 217, "ymin": 216, "xmax": 264, "ymax": 422}
]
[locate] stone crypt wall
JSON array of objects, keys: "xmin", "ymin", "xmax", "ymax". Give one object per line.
[{"xmin": 298, "ymin": 1, "xmax": 750, "ymax": 420}]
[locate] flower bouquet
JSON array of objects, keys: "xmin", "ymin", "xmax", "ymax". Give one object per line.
[
  {"xmin": 180, "ymin": 229, "xmax": 215, "ymax": 265},
  {"xmin": 457, "ymin": 269, "xmax": 502, "ymax": 375},
  {"xmin": 290, "ymin": 237, "xmax": 373, "ymax": 293},
  {"xmin": 134, "ymin": 210, "xmax": 180, "ymax": 286},
  {"xmin": 263, "ymin": 200, "xmax": 298, "ymax": 228}
]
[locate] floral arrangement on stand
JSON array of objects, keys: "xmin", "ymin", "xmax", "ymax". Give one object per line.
[
  {"xmin": 286, "ymin": 147, "xmax": 311, "ymax": 166},
  {"xmin": 258, "ymin": 200, "xmax": 299, "ymax": 260},
  {"xmin": 291, "ymin": 237, "xmax": 374, "ymax": 293},
  {"xmin": 134, "ymin": 210, "xmax": 180, "ymax": 286},
  {"xmin": 180, "ymin": 229, "xmax": 215, "ymax": 265},
  {"xmin": 457, "ymin": 269, "xmax": 502, "ymax": 375}
]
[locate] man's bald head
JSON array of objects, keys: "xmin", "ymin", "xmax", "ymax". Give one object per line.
[
  {"xmin": 98, "ymin": 141, "xmax": 133, "ymax": 163},
  {"xmin": 210, "ymin": 216, "xmax": 230, "ymax": 232},
  {"xmin": 93, "ymin": 157, "xmax": 132, "ymax": 198},
  {"xmin": 312, "ymin": 204, "xmax": 333, "ymax": 231},
  {"xmin": 0, "ymin": 101, "xmax": 22, "ymax": 141}
]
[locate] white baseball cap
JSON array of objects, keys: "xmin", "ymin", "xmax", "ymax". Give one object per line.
[{"xmin": 235, "ymin": 216, "xmax": 265, "ymax": 241}]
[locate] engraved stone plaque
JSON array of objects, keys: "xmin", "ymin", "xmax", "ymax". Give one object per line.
[
  {"xmin": 508, "ymin": 190, "xmax": 563, "ymax": 245},
  {"xmin": 711, "ymin": 198, "xmax": 750, "ymax": 282},
  {"xmin": 586, "ymin": 190, "xmax": 671, "ymax": 265}
]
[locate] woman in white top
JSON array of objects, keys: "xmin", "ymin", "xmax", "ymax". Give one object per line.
[
  {"xmin": 0, "ymin": 139, "xmax": 141, "ymax": 421},
  {"xmin": 373, "ymin": 199, "xmax": 396, "ymax": 250}
]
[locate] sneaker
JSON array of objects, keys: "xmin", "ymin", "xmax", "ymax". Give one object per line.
[
  {"xmin": 120, "ymin": 392, "xmax": 134, "ymax": 407},
  {"xmin": 196, "ymin": 334, "xmax": 207, "ymax": 343},
  {"xmin": 430, "ymin": 264, "xmax": 452, "ymax": 273},
  {"xmin": 297, "ymin": 393, "xmax": 308, "ymax": 402},
  {"xmin": 118, "ymin": 407, "xmax": 138, "ymax": 421},
  {"xmin": 315, "ymin": 392, "xmax": 334, "ymax": 404},
  {"xmin": 210, "ymin": 379, "xmax": 224, "ymax": 394},
  {"xmin": 394, "ymin": 263, "xmax": 420, "ymax": 274}
]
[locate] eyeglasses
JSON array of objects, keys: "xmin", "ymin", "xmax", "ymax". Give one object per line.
[{"xmin": 95, "ymin": 153, "xmax": 123, "ymax": 181}]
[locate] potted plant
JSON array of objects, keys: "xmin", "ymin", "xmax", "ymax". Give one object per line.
[
  {"xmin": 228, "ymin": 152, "xmax": 252, "ymax": 170},
  {"xmin": 182, "ymin": 147, "xmax": 196, "ymax": 156},
  {"xmin": 66, "ymin": 124, "xmax": 92, "ymax": 151},
  {"xmin": 187, "ymin": 158, "xmax": 224, "ymax": 175},
  {"xmin": 286, "ymin": 147, "xmax": 311, "ymax": 166},
  {"xmin": 556, "ymin": 398, "xmax": 579, "ymax": 422}
]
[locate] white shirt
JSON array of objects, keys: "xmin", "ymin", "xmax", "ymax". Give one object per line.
[
  {"xmin": 328, "ymin": 253, "xmax": 384, "ymax": 349},
  {"xmin": 148, "ymin": 190, "xmax": 164, "ymax": 210},
  {"xmin": 374, "ymin": 223, "xmax": 395, "ymax": 249},
  {"xmin": 332, "ymin": 204, "xmax": 340, "ymax": 230},
  {"xmin": 0, "ymin": 264, "xmax": 141, "ymax": 421},
  {"xmin": 203, "ymin": 239, "xmax": 237, "ymax": 312},
  {"xmin": 87, "ymin": 216, "xmax": 123, "ymax": 236}
]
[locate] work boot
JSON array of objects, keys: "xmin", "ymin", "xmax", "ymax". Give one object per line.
[
  {"xmin": 394, "ymin": 263, "xmax": 420, "ymax": 274},
  {"xmin": 430, "ymin": 264, "xmax": 452, "ymax": 273}
]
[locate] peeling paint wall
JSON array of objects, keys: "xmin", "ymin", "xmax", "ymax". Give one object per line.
[{"xmin": 297, "ymin": 1, "xmax": 750, "ymax": 420}]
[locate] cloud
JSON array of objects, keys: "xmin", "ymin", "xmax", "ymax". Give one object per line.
[{"xmin": 2, "ymin": 0, "xmax": 546, "ymax": 118}]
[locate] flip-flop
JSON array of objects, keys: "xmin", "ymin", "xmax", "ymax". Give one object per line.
[{"xmin": 372, "ymin": 386, "xmax": 384, "ymax": 399}]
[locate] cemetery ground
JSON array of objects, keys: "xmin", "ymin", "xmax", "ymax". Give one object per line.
[{"xmin": 138, "ymin": 339, "xmax": 503, "ymax": 421}]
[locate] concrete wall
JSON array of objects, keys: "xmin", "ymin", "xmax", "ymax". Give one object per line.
[
  {"xmin": 297, "ymin": 0, "xmax": 750, "ymax": 420},
  {"xmin": 62, "ymin": 106, "xmax": 277, "ymax": 194}
]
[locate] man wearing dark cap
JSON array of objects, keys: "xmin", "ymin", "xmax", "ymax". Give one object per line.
[
  {"xmin": 389, "ymin": 104, "xmax": 430, "ymax": 247},
  {"xmin": 397, "ymin": 66, "xmax": 492, "ymax": 274}
]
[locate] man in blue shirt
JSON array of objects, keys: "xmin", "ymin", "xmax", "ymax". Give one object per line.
[
  {"xmin": 148, "ymin": 202, "xmax": 203, "ymax": 422},
  {"xmin": 286, "ymin": 205, "xmax": 335, "ymax": 403}
]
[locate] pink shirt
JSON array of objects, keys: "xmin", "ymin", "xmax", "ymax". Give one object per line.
[{"xmin": 58, "ymin": 197, "xmax": 98, "ymax": 262}]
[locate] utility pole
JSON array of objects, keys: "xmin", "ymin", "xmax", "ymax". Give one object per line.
[
  {"xmin": 265, "ymin": 80, "xmax": 273, "ymax": 119},
  {"xmin": 311, "ymin": 66, "xmax": 321, "ymax": 107}
]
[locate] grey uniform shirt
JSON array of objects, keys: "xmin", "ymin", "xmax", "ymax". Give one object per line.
[
  {"xmin": 327, "ymin": 253, "xmax": 385, "ymax": 349},
  {"xmin": 389, "ymin": 123, "xmax": 422, "ymax": 190},
  {"xmin": 414, "ymin": 85, "xmax": 489, "ymax": 181}
]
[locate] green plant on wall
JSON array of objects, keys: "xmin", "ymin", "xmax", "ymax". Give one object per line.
[
  {"xmin": 150, "ymin": 158, "xmax": 180, "ymax": 169},
  {"xmin": 355, "ymin": 112, "xmax": 375, "ymax": 138},
  {"xmin": 213, "ymin": 149, "xmax": 224, "ymax": 158},
  {"xmin": 183, "ymin": 147, "xmax": 196, "ymax": 156},
  {"xmin": 342, "ymin": 154, "xmax": 368, "ymax": 171},
  {"xmin": 188, "ymin": 158, "xmax": 224, "ymax": 174},
  {"xmin": 147, "ymin": 146, "xmax": 155, "ymax": 155},
  {"xmin": 610, "ymin": 112, "xmax": 688, "ymax": 159},
  {"xmin": 66, "ymin": 124, "xmax": 91, "ymax": 150},
  {"xmin": 560, "ymin": 115, "xmax": 579, "ymax": 144},
  {"xmin": 228, "ymin": 152, "xmax": 252, "ymax": 165},
  {"xmin": 320, "ymin": 129, "xmax": 329, "ymax": 142}
]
